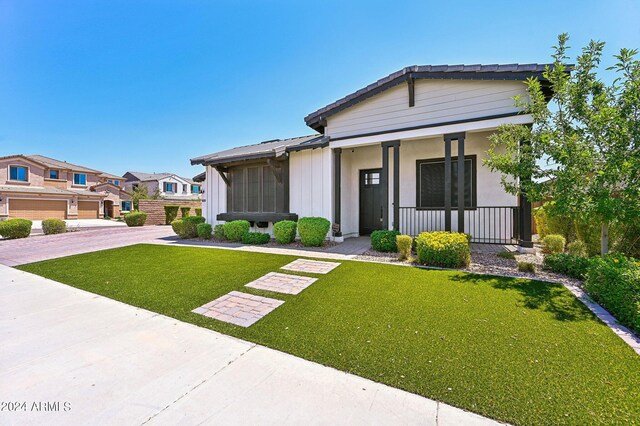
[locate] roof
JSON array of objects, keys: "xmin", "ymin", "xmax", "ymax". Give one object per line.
[
  {"xmin": 0, "ymin": 185, "xmax": 105, "ymax": 197},
  {"xmin": 0, "ymin": 154, "xmax": 123, "ymax": 181},
  {"xmin": 304, "ymin": 63, "xmax": 560, "ymax": 131},
  {"xmin": 190, "ymin": 134, "xmax": 322, "ymax": 166},
  {"xmin": 192, "ymin": 172, "xmax": 206, "ymax": 182},
  {"xmin": 124, "ymin": 171, "xmax": 195, "ymax": 184}
]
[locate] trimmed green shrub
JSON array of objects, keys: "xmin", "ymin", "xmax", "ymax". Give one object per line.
[
  {"xmin": 415, "ymin": 231, "xmax": 470, "ymax": 268},
  {"xmin": 567, "ymin": 240, "xmax": 588, "ymax": 257},
  {"xmin": 517, "ymin": 261, "xmax": 536, "ymax": 273},
  {"xmin": 297, "ymin": 217, "xmax": 330, "ymax": 247},
  {"xmin": 585, "ymin": 253, "xmax": 640, "ymax": 333},
  {"xmin": 241, "ymin": 232, "xmax": 271, "ymax": 244},
  {"xmin": 181, "ymin": 216, "xmax": 205, "ymax": 238},
  {"xmin": 371, "ymin": 230, "xmax": 400, "ymax": 252},
  {"xmin": 223, "ymin": 220, "xmax": 251, "ymax": 242},
  {"xmin": 180, "ymin": 206, "xmax": 191, "ymax": 217},
  {"xmin": 543, "ymin": 253, "xmax": 592, "ymax": 280},
  {"xmin": 0, "ymin": 219, "xmax": 32, "ymax": 239},
  {"xmin": 196, "ymin": 223, "xmax": 212, "ymax": 239},
  {"xmin": 213, "ymin": 224, "xmax": 225, "ymax": 240},
  {"xmin": 195, "ymin": 208, "xmax": 202, "ymax": 216},
  {"xmin": 497, "ymin": 251, "xmax": 516, "ymax": 260},
  {"xmin": 542, "ymin": 234, "xmax": 566, "ymax": 254},
  {"xmin": 396, "ymin": 235, "xmax": 413, "ymax": 260},
  {"xmin": 164, "ymin": 205, "xmax": 179, "ymax": 224},
  {"xmin": 124, "ymin": 211, "xmax": 147, "ymax": 227},
  {"xmin": 273, "ymin": 220, "xmax": 297, "ymax": 244},
  {"xmin": 534, "ymin": 203, "xmax": 575, "ymax": 240},
  {"xmin": 171, "ymin": 219, "xmax": 185, "ymax": 237},
  {"xmin": 42, "ymin": 218, "xmax": 66, "ymax": 235}
]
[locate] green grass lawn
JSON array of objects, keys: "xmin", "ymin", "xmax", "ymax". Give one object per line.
[{"xmin": 18, "ymin": 244, "xmax": 640, "ymax": 425}]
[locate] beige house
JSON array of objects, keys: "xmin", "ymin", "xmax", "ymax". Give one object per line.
[
  {"xmin": 0, "ymin": 154, "xmax": 132, "ymax": 220},
  {"xmin": 123, "ymin": 171, "xmax": 202, "ymax": 200}
]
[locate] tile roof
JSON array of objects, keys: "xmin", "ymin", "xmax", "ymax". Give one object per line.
[
  {"xmin": 124, "ymin": 171, "xmax": 196, "ymax": 184},
  {"xmin": 0, "ymin": 185, "xmax": 105, "ymax": 197},
  {"xmin": 0, "ymin": 154, "xmax": 124, "ymax": 181}
]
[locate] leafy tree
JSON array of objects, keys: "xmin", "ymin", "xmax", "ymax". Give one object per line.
[
  {"xmin": 130, "ymin": 183, "xmax": 160, "ymax": 210},
  {"xmin": 486, "ymin": 34, "xmax": 640, "ymax": 255}
]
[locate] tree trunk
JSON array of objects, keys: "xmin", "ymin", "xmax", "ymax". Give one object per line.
[{"xmin": 601, "ymin": 222, "xmax": 609, "ymax": 257}]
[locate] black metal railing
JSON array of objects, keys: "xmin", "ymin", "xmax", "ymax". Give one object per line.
[{"xmin": 398, "ymin": 206, "xmax": 520, "ymax": 244}]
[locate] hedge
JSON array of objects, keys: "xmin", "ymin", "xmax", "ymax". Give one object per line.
[
  {"xmin": 273, "ymin": 220, "xmax": 297, "ymax": 244},
  {"xmin": 213, "ymin": 224, "xmax": 225, "ymax": 240},
  {"xmin": 223, "ymin": 220, "xmax": 251, "ymax": 242},
  {"xmin": 0, "ymin": 219, "xmax": 32, "ymax": 239},
  {"xmin": 42, "ymin": 218, "xmax": 66, "ymax": 235},
  {"xmin": 415, "ymin": 231, "xmax": 470, "ymax": 268},
  {"xmin": 196, "ymin": 223, "xmax": 212, "ymax": 239},
  {"xmin": 195, "ymin": 208, "xmax": 202, "ymax": 216},
  {"xmin": 241, "ymin": 232, "xmax": 271, "ymax": 245},
  {"xmin": 180, "ymin": 206, "xmax": 191, "ymax": 217},
  {"xmin": 182, "ymin": 216, "xmax": 205, "ymax": 238},
  {"xmin": 164, "ymin": 205, "xmax": 179, "ymax": 224},
  {"xmin": 297, "ymin": 217, "xmax": 330, "ymax": 247},
  {"xmin": 396, "ymin": 235, "xmax": 413, "ymax": 260},
  {"xmin": 371, "ymin": 230, "xmax": 400, "ymax": 252},
  {"xmin": 543, "ymin": 253, "xmax": 592, "ymax": 280},
  {"xmin": 542, "ymin": 234, "xmax": 566, "ymax": 254},
  {"xmin": 124, "ymin": 211, "xmax": 147, "ymax": 227}
]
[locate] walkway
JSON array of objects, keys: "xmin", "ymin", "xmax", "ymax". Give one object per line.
[{"xmin": 0, "ymin": 265, "xmax": 502, "ymax": 425}]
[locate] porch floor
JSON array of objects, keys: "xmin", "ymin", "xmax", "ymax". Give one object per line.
[{"xmin": 470, "ymin": 243, "xmax": 518, "ymax": 253}]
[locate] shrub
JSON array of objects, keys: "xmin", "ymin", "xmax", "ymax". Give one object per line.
[
  {"xmin": 42, "ymin": 218, "xmax": 66, "ymax": 235},
  {"xmin": 567, "ymin": 240, "xmax": 588, "ymax": 257},
  {"xmin": 180, "ymin": 206, "xmax": 191, "ymax": 217},
  {"xmin": 164, "ymin": 205, "xmax": 179, "ymax": 224},
  {"xmin": 195, "ymin": 208, "xmax": 202, "ymax": 216},
  {"xmin": 213, "ymin": 224, "xmax": 226, "ymax": 240},
  {"xmin": 124, "ymin": 211, "xmax": 147, "ymax": 227},
  {"xmin": 542, "ymin": 234, "xmax": 566, "ymax": 254},
  {"xmin": 585, "ymin": 253, "xmax": 640, "ymax": 333},
  {"xmin": 181, "ymin": 216, "xmax": 205, "ymax": 238},
  {"xmin": 241, "ymin": 232, "xmax": 271, "ymax": 244},
  {"xmin": 0, "ymin": 219, "xmax": 32, "ymax": 239},
  {"xmin": 497, "ymin": 251, "xmax": 516, "ymax": 260},
  {"xmin": 396, "ymin": 235, "xmax": 413, "ymax": 260},
  {"xmin": 196, "ymin": 223, "xmax": 212, "ymax": 239},
  {"xmin": 517, "ymin": 261, "xmax": 536, "ymax": 273},
  {"xmin": 371, "ymin": 230, "xmax": 400, "ymax": 252},
  {"xmin": 534, "ymin": 203, "xmax": 575, "ymax": 240},
  {"xmin": 543, "ymin": 253, "xmax": 592, "ymax": 280},
  {"xmin": 171, "ymin": 219, "xmax": 185, "ymax": 237},
  {"xmin": 415, "ymin": 231, "xmax": 470, "ymax": 268},
  {"xmin": 297, "ymin": 217, "xmax": 330, "ymax": 247},
  {"xmin": 223, "ymin": 220, "xmax": 251, "ymax": 242},
  {"xmin": 273, "ymin": 220, "xmax": 297, "ymax": 244}
]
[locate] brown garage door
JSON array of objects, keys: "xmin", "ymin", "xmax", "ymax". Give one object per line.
[
  {"xmin": 78, "ymin": 201, "xmax": 99, "ymax": 219},
  {"xmin": 9, "ymin": 199, "xmax": 67, "ymax": 220}
]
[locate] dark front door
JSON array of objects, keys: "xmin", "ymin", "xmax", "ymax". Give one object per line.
[{"xmin": 359, "ymin": 169, "xmax": 383, "ymax": 235}]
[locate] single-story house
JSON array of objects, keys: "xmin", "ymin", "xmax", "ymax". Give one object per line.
[
  {"xmin": 191, "ymin": 64, "xmax": 558, "ymax": 248},
  {"xmin": 123, "ymin": 171, "xmax": 202, "ymax": 201}
]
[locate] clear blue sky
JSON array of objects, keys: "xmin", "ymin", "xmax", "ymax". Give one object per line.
[{"xmin": 1, "ymin": 0, "xmax": 638, "ymax": 178}]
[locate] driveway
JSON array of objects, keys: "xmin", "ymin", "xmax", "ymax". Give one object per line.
[
  {"xmin": 0, "ymin": 265, "xmax": 499, "ymax": 425},
  {"xmin": 30, "ymin": 219, "xmax": 128, "ymax": 233}
]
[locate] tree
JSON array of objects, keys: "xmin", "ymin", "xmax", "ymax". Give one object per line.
[
  {"xmin": 485, "ymin": 34, "xmax": 640, "ymax": 256},
  {"xmin": 130, "ymin": 184, "xmax": 160, "ymax": 210}
]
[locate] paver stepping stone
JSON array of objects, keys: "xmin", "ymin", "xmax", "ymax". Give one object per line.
[
  {"xmin": 192, "ymin": 291, "xmax": 284, "ymax": 327},
  {"xmin": 245, "ymin": 272, "xmax": 318, "ymax": 295},
  {"xmin": 280, "ymin": 259, "xmax": 341, "ymax": 274}
]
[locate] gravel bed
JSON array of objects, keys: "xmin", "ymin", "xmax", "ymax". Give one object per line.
[{"xmin": 355, "ymin": 249, "xmax": 404, "ymax": 264}]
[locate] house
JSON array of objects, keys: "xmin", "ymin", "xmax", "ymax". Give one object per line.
[
  {"xmin": 0, "ymin": 154, "xmax": 132, "ymax": 220},
  {"xmin": 191, "ymin": 64, "xmax": 557, "ymax": 249},
  {"xmin": 123, "ymin": 172, "xmax": 202, "ymax": 200}
]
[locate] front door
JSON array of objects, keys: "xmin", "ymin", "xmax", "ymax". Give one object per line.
[{"xmin": 359, "ymin": 169, "xmax": 383, "ymax": 235}]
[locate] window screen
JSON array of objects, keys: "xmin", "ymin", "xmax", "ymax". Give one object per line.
[{"xmin": 417, "ymin": 156, "xmax": 475, "ymax": 208}]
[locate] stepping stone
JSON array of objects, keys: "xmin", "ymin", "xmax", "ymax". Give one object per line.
[
  {"xmin": 192, "ymin": 291, "xmax": 284, "ymax": 327},
  {"xmin": 245, "ymin": 272, "xmax": 318, "ymax": 295},
  {"xmin": 280, "ymin": 259, "xmax": 341, "ymax": 274}
]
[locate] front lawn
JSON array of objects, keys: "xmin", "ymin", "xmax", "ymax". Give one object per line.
[{"xmin": 18, "ymin": 244, "xmax": 640, "ymax": 425}]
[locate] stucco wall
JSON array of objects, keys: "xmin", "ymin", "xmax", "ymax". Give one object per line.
[{"xmin": 0, "ymin": 158, "xmax": 45, "ymax": 186}]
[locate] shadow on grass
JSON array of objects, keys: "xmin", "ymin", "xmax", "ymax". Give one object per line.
[{"xmin": 448, "ymin": 272, "xmax": 594, "ymax": 323}]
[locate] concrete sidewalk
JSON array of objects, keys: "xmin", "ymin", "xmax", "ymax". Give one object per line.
[{"xmin": 0, "ymin": 265, "xmax": 502, "ymax": 425}]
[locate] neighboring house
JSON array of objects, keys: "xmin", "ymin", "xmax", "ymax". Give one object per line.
[
  {"xmin": 122, "ymin": 171, "xmax": 202, "ymax": 200},
  {"xmin": 192, "ymin": 64, "xmax": 559, "ymax": 248},
  {"xmin": 0, "ymin": 154, "xmax": 132, "ymax": 220}
]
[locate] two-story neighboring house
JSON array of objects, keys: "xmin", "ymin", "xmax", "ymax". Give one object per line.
[
  {"xmin": 0, "ymin": 154, "xmax": 132, "ymax": 220},
  {"xmin": 122, "ymin": 172, "xmax": 202, "ymax": 200}
]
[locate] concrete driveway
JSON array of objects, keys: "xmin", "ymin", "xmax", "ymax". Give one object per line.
[
  {"xmin": 30, "ymin": 219, "xmax": 128, "ymax": 234},
  {"xmin": 0, "ymin": 265, "xmax": 500, "ymax": 425}
]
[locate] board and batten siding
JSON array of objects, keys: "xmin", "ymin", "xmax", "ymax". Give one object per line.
[
  {"xmin": 289, "ymin": 148, "xmax": 332, "ymax": 222},
  {"xmin": 325, "ymin": 79, "xmax": 528, "ymax": 139},
  {"xmin": 204, "ymin": 165, "xmax": 228, "ymax": 225}
]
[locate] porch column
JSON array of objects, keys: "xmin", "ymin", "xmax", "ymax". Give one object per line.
[
  {"xmin": 444, "ymin": 132, "xmax": 466, "ymax": 233},
  {"xmin": 392, "ymin": 141, "xmax": 400, "ymax": 231},
  {"xmin": 518, "ymin": 139, "xmax": 533, "ymax": 249},
  {"xmin": 381, "ymin": 141, "xmax": 401, "ymax": 231},
  {"xmin": 333, "ymin": 148, "xmax": 342, "ymax": 237},
  {"xmin": 443, "ymin": 137, "xmax": 452, "ymax": 231},
  {"xmin": 381, "ymin": 143, "xmax": 389, "ymax": 230}
]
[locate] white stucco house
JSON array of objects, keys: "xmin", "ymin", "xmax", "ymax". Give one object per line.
[
  {"xmin": 123, "ymin": 171, "xmax": 202, "ymax": 201},
  {"xmin": 191, "ymin": 64, "xmax": 555, "ymax": 249}
]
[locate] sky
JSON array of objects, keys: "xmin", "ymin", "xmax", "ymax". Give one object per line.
[{"xmin": 0, "ymin": 0, "xmax": 638, "ymax": 179}]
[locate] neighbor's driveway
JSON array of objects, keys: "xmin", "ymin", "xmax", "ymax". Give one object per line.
[
  {"xmin": 0, "ymin": 265, "xmax": 499, "ymax": 425},
  {"xmin": 0, "ymin": 226, "xmax": 176, "ymax": 266}
]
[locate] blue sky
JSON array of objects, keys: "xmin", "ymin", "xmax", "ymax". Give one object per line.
[{"xmin": 1, "ymin": 0, "xmax": 638, "ymax": 178}]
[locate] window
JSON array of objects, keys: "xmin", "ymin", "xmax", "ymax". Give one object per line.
[
  {"xmin": 121, "ymin": 201, "xmax": 132, "ymax": 212},
  {"xmin": 227, "ymin": 164, "xmax": 277, "ymax": 213},
  {"xmin": 183, "ymin": 184, "xmax": 187, "ymax": 193},
  {"xmin": 364, "ymin": 171, "xmax": 380, "ymax": 185},
  {"xmin": 416, "ymin": 156, "xmax": 476, "ymax": 208},
  {"xmin": 163, "ymin": 182, "xmax": 176, "ymax": 193},
  {"xmin": 49, "ymin": 170, "xmax": 59, "ymax": 179},
  {"xmin": 9, "ymin": 166, "xmax": 28, "ymax": 182},
  {"xmin": 112, "ymin": 180, "xmax": 120, "ymax": 186},
  {"xmin": 132, "ymin": 183, "xmax": 139, "ymax": 190},
  {"xmin": 73, "ymin": 173, "xmax": 87, "ymax": 185},
  {"xmin": 191, "ymin": 185, "xmax": 200, "ymax": 194}
]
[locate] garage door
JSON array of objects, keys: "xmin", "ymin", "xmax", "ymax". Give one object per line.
[
  {"xmin": 9, "ymin": 199, "xmax": 67, "ymax": 220},
  {"xmin": 78, "ymin": 201, "xmax": 99, "ymax": 219}
]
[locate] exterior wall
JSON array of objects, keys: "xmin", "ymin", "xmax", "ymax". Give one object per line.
[
  {"xmin": 325, "ymin": 80, "xmax": 527, "ymax": 139},
  {"xmin": 138, "ymin": 199, "xmax": 203, "ymax": 225},
  {"xmin": 203, "ymin": 165, "xmax": 228, "ymax": 225},
  {"xmin": 289, "ymin": 148, "xmax": 332, "ymax": 222},
  {"xmin": 0, "ymin": 158, "xmax": 45, "ymax": 186}
]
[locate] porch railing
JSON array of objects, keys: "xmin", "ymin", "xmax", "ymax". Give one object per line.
[{"xmin": 398, "ymin": 206, "xmax": 520, "ymax": 244}]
